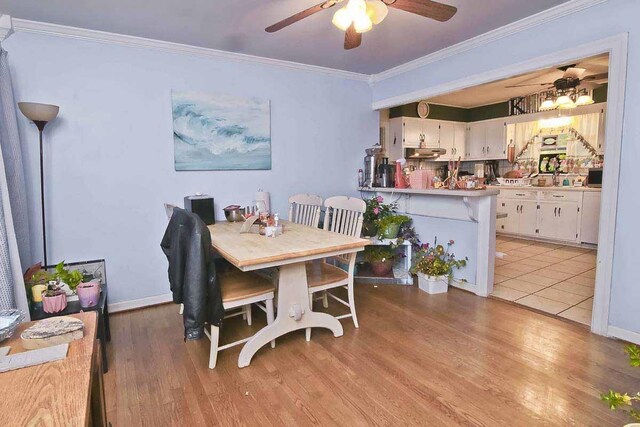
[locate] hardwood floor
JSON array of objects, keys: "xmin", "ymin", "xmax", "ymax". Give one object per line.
[{"xmin": 104, "ymin": 285, "xmax": 639, "ymax": 426}]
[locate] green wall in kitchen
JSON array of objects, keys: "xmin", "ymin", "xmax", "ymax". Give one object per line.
[
  {"xmin": 389, "ymin": 102, "xmax": 469, "ymax": 121},
  {"xmin": 389, "ymin": 88, "xmax": 607, "ymax": 122}
]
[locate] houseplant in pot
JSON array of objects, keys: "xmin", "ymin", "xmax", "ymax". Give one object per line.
[
  {"xmin": 362, "ymin": 195, "xmax": 397, "ymax": 237},
  {"xmin": 41, "ymin": 284, "xmax": 68, "ymax": 313},
  {"xmin": 377, "ymin": 214, "xmax": 411, "ymax": 239},
  {"xmin": 53, "ymin": 261, "xmax": 84, "ymax": 298},
  {"xmin": 411, "ymin": 238, "xmax": 467, "ymax": 294},
  {"xmin": 363, "ymin": 246, "xmax": 397, "ymax": 277}
]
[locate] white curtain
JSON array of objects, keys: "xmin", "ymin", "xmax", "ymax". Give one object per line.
[{"xmin": 0, "ymin": 45, "xmax": 30, "ymax": 318}]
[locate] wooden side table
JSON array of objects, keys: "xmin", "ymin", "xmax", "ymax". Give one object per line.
[{"xmin": 30, "ymin": 282, "xmax": 111, "ymax": 373}]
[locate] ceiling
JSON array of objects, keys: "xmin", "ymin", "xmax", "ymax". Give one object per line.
[
  {"xmin": 0, "ymin": 0, "xmax": 571, "ymax": 74},
  {"xmin": 426, "ymin": 53, "xmax": 610, "ymax": 108}
]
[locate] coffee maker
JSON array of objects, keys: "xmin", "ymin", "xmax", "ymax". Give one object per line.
[
  {"xmin": 363, "ymin": 144, "xmax": 382, "ymax": 187},
  {"xmin": 378, "ymin": 157, "xmax": 395, "ymax": 188}
]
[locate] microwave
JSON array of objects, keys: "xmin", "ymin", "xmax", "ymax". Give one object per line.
[{"xmin": 587, "ymin": 168, "xmax": 603, "ymax": 188}]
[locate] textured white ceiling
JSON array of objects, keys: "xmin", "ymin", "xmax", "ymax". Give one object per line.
[
  {"xmin": 1, "ymin": 0, "xmax": 570, "ymax": 74},
  {"xmin": 427, "ymin": 53, "xmax": 609, "ymax": 107}
]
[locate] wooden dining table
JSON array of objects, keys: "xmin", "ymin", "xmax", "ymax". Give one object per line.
[{"xmin": 209, "ymin": 220, "xmax": 369, "ymax": 368}]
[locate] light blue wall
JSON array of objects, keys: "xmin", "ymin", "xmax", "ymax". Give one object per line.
[
  {"xmin": 5, "ymin": 32, "xmax": 378, "ymax": 304},
  {"xmin": 372, "ymin": 0, "xmax": 640, "ymax": 334}
]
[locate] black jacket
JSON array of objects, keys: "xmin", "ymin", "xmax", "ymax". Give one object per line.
[{"xmin": 161, "ymin": 208, "xmax": 224, "ymax": 340}]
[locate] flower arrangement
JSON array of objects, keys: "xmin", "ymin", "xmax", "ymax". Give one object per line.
[
  {"xmin": 363, "ymin": 245, "xmax": 397, "ymax": 276},
  {"xmin": 362, "ymin": 195, "xmax": 397, "ymax": 236},
  {"xmin": 411, "ymin": 237, "xmax": 467, "ymax": 278},
  {"xmin": 601, "ymin": 344, "xmax": 640, "ymax": 422}
]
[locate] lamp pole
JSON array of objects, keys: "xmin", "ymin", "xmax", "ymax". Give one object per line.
[{"xmin": 34, "ymin": 120, "xmax": 48, "ymax": 267}]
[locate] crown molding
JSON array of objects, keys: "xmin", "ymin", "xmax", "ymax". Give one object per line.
[
  {"xmin": 10, "ymin": 18, "xmax": 370, "ymax": 82},
  {"xmin": 0, "ymin": 15, "xmax": 13, "ymax": 42},
  {"xmin": 370, "ymin": 0, "xmax": 607, "ymax": 84}
]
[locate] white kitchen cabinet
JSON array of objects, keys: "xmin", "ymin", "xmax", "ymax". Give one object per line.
[
  {"xmin": 537, "ymin": 200, "xmax": 580, "ymax": 242},
  {"xmin": 485, "ymin": 120, "xmax": 506, "ymax": 159},
  {"xmin": 497, "ymin": 198, "xmax": 536, "ymax": 236},
  {"xmin": 453, "ymin": 123, "xmax": 466, "ymax": 160},
  {"xmin": 438, "ymin": 122, "xmax": 455, "ymax": 156},
  {"xmin": 498, "ymin": 199, "xmax": 519, "ymax": 234},
  {"xmin": 403, "ymin": 118, "xmax": 421, "ymax": 148},
  {"xmin": 519, "ymin": 200, "xmax": 538, "ymax": 236},
  {"xmin": 467, "ymin": 123, "xmax": 486, "ymax": 159},
  {"xmin": 580, "ymin": 192, "xmax": 601, "ymax": 244}
]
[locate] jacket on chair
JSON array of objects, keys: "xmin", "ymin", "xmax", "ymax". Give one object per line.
[{"xmin": 161, "ymin": 208, "xmax": 224, "ymax": 340}]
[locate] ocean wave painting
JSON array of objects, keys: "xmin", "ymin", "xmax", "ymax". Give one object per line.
[{"xmin": 172, "ymin": 91, "xmax": 271, "ymax": 170}]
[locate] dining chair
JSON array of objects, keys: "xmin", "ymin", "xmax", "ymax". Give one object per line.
[
  {"xmin": 288, "ymin": 194, "xmax": 323, "ymax": 228},
  {"xmin": 206, "ymin": 268, "xmax": 275, "ymax": 369},
  {"xmin": 305, "ymin": 196, "xmax": 365, "ymax": 341}
]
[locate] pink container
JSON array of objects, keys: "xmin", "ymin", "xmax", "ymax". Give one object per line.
[
  {"xmin": 409, "ymin": 170, "xmax": 434, "ymax": 189},
  {"xmin": 42, "ymin": 293, "xmax": 67, "ymax": 313},
  {"xmin": 77, "ymin": 281, "xmax": 100, "ymax": 308}
]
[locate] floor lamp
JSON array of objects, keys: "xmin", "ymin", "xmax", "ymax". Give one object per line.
[{"xmin": 18, "ymin": 102, "xmax": 59, "ymax": 268}]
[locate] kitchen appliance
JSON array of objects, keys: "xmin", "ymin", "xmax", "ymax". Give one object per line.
[
  {"xmin": 587, "ymin": 167, "xmax": 603, "ymax": 187},
  {"xmin": 184, "ymin": 194, "xmax": 215, "ymax": 225},
  {"xmin": 378, "ymin": 157, "xmax": 394, "ymax": 188},
  {"xmin": 363, "ymin": 144, "xmax": 382, "ymax": 187},
  {"xmin": 404, "ymin": 147, "xmax": 446, "ymax": 160}
]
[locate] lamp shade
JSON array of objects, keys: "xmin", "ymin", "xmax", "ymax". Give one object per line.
[{"xmin": 18, "ymin": 102, "xmax": 59, "ymax": 123}]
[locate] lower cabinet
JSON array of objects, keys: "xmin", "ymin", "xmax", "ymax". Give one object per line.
[
  {"xmin": 538, "ymin": 201, "xmax": 580, "ymax": 242},
  {"xmin": 497, "ymin": 189, "xmax": 596, "ymax": 244}
]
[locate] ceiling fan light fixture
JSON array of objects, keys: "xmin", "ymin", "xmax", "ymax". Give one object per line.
[
  {"xmin": 353, "ymin": 11, "xmax": 373, "ymax": 33},
  {"xmin": 575, "ymin": 91, "xmax": 594, "ymax": 106},
  {"xmin": 539, "ymin": 97, "xmax": 556, "ymax": 111},
  {"xmin": 556, "ymin": 94, "xmax": 576, "ymax": 109},
  {"xmin": 366, "ymin": 0, "xmax": 389, "ymax": 25},
  {"xmin": 346, "ymin": 0, "xmax": 367, "ymax": 15},
  {"xmin": 332, "ymin": 7, "xmax": 353, "ymax": 31}
]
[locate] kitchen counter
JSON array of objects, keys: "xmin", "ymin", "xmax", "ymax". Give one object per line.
[
  {"xmin": 487, "ymin": 185, "xmax": 601, "ymax": 192},
  {"xmin": 359, "ymin": 186, "xmax": 497, "ymax": 297},
  {"xmin": 359, "ymin": 187, "xmax": 500, "ymax": 197}
]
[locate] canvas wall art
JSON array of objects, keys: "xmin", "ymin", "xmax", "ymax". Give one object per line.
[{"xmin": 171, "ymin": 91, "xmax": 271, "ymax": 170}]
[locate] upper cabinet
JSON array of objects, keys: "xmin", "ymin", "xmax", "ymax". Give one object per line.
[{"xmin": 464, "ymin": 120, "xmax": 507, "ymax": 161}]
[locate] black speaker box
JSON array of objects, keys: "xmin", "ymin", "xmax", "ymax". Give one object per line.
[{"xmin": 184, "ymin": 194, "xmax": 215, "ymax": 225}]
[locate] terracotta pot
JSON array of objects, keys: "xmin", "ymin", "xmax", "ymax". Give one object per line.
[
  {"xmin": 371, "ymin": 259, "xmax": 393, "ymax": 276},
  {"xmin": 42, "ymin": 293, "xmax": 67, "ymax": 313},
  {"xmin": 77, "ymin": 281, "xmax": 100, "ymax": 308}
]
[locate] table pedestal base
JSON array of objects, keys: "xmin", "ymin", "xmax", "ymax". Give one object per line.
[{"xmin": 238, "ymin": 262, "xmax": 343, "ymax": 368}]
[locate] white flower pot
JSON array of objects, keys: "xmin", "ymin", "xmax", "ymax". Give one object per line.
[{"xmin": 417, "ymin": 273, "xmax": 449, "ymax": 294}]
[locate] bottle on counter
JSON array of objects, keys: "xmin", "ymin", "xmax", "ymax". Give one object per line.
[{"xmin": 357, "ymin": 169, "xmax": 364, "ymax": 187}]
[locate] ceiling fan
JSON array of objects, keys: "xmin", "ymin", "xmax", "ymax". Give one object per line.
[
  {"xmin": 265, "ymin": 0, "xmax": 458, "ymax": 50},
  {"xmin": 505, "ymin": 67, "xmax": 609, "ymax": 91},
  {"xmin": 506, "ymin": 67, "xmax": 609, "ymax": 111}
]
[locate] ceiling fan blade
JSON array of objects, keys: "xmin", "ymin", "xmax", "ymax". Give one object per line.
[
  {"xmin": 504, "ymin": 83, "xmax": 554, "ymax": 88},
  {"xmin": 265, "ymin": 0, "xmax": 337, "ymax": 33},
  {"xmin": 384, "ymin": 0, "xmax": 457, "ymax": 22},
  {"xmin": 563, "ymin": 67, "xmax": 586, "ymax": 79},
  {"xmin": 582, "ymin": 72, "xmax": 609, "ymax": 81},
  {"xmin": 344, "ymin": 24, "xmax": 362, "ymax": 49}
]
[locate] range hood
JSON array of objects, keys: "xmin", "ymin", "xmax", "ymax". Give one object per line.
[{"xmin": 405, "ymin": 147, "xmax": 447, "ymax": 159}]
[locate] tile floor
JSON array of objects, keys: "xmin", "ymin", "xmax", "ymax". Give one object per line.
[{"xmin": 491, "ymin": 235, "xmax": 596, "ymax": 326}]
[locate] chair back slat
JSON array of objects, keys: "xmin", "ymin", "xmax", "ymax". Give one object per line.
[
  {"xmin": 323, "ymin": 196, "xmax": 365, "ymax": 238},
  {"xmin": 288, "ymin": 194, "xmax": 323, "ymax": 228}
]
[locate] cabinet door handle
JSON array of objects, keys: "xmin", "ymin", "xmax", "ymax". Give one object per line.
[
  {"xmin": 554, "ymin": 207, "xmax": 557, "ymax": 216},
  {"xmin": 558, "ymin": 207, "xmax": 561, "ymax": 216},
  {"xmin": 487, "ymin": 146, "xmax": 490, "ymax": 153}
]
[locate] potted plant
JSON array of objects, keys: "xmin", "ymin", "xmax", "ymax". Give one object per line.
[
  {"xmin": 53, "ymin": 261, "xmax": 84, "ymax": 297},
  {"xmin": 601, "ymin": 344, "xmax": 640, "ymax": 424},
  {"xmin": 363, "ymin": 246, "xmax": 397, "ymax": 276},
  {"xmin": 362, "ymin": 195, "xmax": 397, "ymax": 237},
  {"xmin": 411, "ymin": 238, "xmax": 467, "ymax": 294},
  {"xmin": 377, "ymin": 214, "xmax": 411, "ymax": 239},
  {"xmin": 41, "ymin": 284, "xmax": 68, "ymax": 313}
]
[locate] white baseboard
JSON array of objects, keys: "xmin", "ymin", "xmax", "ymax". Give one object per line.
[
  {"xmin": 109, "ymin": 293, "xmax": 173, "ymax": 313},
  {"xmin": 608, "ymin": 326, "xmax": 640, "ymax": 345}
]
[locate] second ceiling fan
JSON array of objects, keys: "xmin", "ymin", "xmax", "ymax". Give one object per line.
[{"xmin": 265, "ymin": 0, "xmax": 458, "ymax": 50}]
